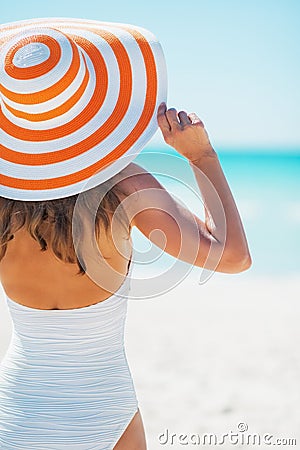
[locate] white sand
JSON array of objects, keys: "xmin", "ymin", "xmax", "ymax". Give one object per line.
[{"xmin": 1, "ymin": 271, "xmax": 300, "ymax": 449}]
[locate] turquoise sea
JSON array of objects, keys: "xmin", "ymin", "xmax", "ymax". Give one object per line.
[{"xmin": 131, "ymin": 147, "xmax": 300, "ymax": 279}]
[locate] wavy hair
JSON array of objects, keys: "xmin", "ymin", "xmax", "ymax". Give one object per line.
[{"xmin": 0, "ymin": 182, "xmax": 129, "ymax": 275}]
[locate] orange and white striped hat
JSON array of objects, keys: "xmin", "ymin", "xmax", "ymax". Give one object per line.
[{"xmin": 0, "ymin": 18, "xmax": 167, "ymax": 200}]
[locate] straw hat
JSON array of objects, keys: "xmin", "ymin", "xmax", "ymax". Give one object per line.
[{"xmin": 0, "ymin": 18, "xmax": 167, "ymax": 200}]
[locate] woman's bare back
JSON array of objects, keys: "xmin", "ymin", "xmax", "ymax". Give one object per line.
[{"xmin": 0, "ymin": 224, "xmax": 132, "ymax": 311}]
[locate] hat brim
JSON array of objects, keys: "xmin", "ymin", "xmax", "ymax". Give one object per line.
[{"xmin": 0, "ymin": 18, "xmax": 167, "ymax": 200}]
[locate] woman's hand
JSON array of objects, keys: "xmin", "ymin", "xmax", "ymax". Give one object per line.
[{"xmin": 157, "ymin": 103, "xmax": 216, "ymax": 163}]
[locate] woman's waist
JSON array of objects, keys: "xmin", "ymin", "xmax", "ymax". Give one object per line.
[
  {"xmin": 1, "ymin": 336, "xmax": 129, "ymax": 371},
  {"xmin": 0, "ymin": 358, "xmax": 133, "ymax": 381},
  {"xmin": 0, "ymin": 350, "xmax": 134, "ymax": 396},
  {"xmin": 0, "ymin": 357, "xmax": 137, "ymax": 411}
]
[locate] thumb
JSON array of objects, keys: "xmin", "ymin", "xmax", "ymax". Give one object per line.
[{"xmin": 157, "ymin": 103, "xmax": 171, "ymax": 140}]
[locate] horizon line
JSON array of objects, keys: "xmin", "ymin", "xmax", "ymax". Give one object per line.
[{"xmin": 142, "ymin": 144, "xmax": 300, "ymax": 156}]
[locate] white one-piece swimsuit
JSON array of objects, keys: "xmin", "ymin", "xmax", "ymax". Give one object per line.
[{"xmin": 0, "ymin": 260, "xmax": 139, "ymax": 449}]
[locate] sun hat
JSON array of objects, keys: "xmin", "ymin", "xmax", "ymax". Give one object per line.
[{"xmin": 0, "ymin": 17, "xmax": 167, "ymax": 200}]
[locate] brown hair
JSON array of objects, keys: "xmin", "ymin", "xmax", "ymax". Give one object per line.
[{"xmin": 0, "ymin": 181, "xmax": 129, "ymax": 275}]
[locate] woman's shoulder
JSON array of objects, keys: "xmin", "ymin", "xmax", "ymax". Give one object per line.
[{"xmin": 111, "ymin": 162, "xmax": 163, "ymax": 198}]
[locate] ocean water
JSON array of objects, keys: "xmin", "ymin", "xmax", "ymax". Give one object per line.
[{"xmin": 130, "ymin": 147, "xmax": 300, "ymax": 279}]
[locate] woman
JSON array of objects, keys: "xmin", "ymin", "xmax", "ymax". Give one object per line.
[{"xmin": 0, "ymin": 19, "xmax": 251, "ymax": 450}]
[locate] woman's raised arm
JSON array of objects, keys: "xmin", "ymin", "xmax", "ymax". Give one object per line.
[{"xmin": 115, "ymin": 104, "xmax": 252, "ymax": 274}]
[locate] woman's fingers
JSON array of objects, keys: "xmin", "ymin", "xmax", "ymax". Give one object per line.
[
  {"xmin": 157, "ymin": 103, "xmax": 171, "ymax": 132},
  {"xmin": 157, "ymin": 103, "xmax": 173, "ymax": 143},
  {"xmin": 178, "ymin": 110, "xmax": 191, "ymax": 126},
  {"xmin": 165, "ymin": 108, "xmax": 180, "ymax": 129},
  {"xmin": 157, "ymin": 104, "xmax": 205, "ymax": 147},
  {"xmin": 158, "ymin": 104, "xmax": 194, "ymax": 128},
  {"xmin": 157, "ymin": 103, "xmax": 212, "ymax": 161}
]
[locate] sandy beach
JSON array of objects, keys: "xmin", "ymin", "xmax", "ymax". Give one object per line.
[
  {"xmin": 1, "ymin": 270, "xmax": 299, "ymax": 449},
  {"xmin": 125, "ymin": 272, "xmax": 300, "ymax": 449}
]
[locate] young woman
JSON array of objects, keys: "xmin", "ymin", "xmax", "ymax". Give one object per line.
[{"xmin": 0, "ymin": 19, "xmax": 251, "ymax": 450}]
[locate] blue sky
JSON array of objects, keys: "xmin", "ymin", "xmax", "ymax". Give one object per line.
[{"xmin": 1, "ymin": 0, "xmax": 300, "ymax": 150}]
